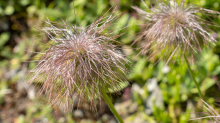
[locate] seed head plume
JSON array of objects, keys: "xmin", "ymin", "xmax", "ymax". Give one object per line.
[
  {"xmin": 29, "ymin": 8, "xmax": 129, "ymax": 112},
  {"xmin": 132, "ymin": 0, "xmax": 219, "ymax": 64}
]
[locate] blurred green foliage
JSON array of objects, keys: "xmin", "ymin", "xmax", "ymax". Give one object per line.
[{"xmin": 0, "ymin": 0, "xmax": 220, "ymax": 123}]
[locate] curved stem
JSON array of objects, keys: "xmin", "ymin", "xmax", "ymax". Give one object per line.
[
  {"xmin": 184, "ymin": 54, "xmax": 204, "ymax": 100},
  {"xmin": 101, "ymin": 88, "xmax": 124, "ymax": 123}
]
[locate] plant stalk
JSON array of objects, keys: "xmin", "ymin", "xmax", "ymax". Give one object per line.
[
  {"xmin": 101, "ymin": 88, "xmax": 124, "ymax": 123},
  {"xmin": 184, "ymin": 54, "xmax": 204, "ymax": 100}
]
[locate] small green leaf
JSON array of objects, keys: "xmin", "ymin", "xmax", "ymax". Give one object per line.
[
  {"xmin": 0, "ymin": 32, "xmax": 10, "ymax": 48},
  {"xmin": 4, "ymin": 6, "xmax": 14, "ymax": 15},
  {"xmin": 190, "ymin": 78, "xmax": 215, "ymax": 93},
  {"xmin": 20, "ymin": 0, "xmax": 30, "ymax": 6},
  {"xmin": 211, "ymin": 66, "xmax": 220, "ymax": 76}
]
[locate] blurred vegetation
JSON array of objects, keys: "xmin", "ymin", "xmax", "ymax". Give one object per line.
[{"xmin": 0, "ymin": 0, "xmax": 220, "ymax": 123}]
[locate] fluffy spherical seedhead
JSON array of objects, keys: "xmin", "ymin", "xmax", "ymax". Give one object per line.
[
  {"xmin": 132, "ymin": 0, "xmax": 219, "ymax": 64},
  {"xmin": 29, "ymin": 9, "xmax": 129, "ymax": 112}
]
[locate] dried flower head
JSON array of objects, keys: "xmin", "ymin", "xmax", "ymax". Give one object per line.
[
  {"xmin": 29, "ymin": 9, "xmax": 129, "ymax": 111},
  {"xmin": 132, "ymin": 0, "xmax": 219, "ymax": 64}
]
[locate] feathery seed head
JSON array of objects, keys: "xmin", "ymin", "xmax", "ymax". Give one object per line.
[
  {"xmin": 133, "ymin": 0, "xmax": 219, "ymax": 63},
  {"xmin": 29, "ymin": 10, "xmax": 129, "ymax": 111}
]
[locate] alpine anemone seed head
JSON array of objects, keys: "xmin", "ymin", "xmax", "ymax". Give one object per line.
[
  {"xmin": 29, "ymin": 9, "xmax": 129, "ymax": 111},
  {"xmin": 132, "ymin": 0, "xmax": 219, "ymax": 64}
]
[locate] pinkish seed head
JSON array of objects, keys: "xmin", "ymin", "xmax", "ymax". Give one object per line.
[
  {"xmin": 133, "ymin": 0, "xmax": 219, "ymax": 64},
  {"xmin": 29, "ymin": 9, "xmax": 129, "ymax": 111}
]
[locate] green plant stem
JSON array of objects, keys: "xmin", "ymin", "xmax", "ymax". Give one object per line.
[
  {"xmin": 184, "ymin": 54, "xmax": 204, "ymax": 100},
  {"xmin": 100, "ymin": 88, "xmax": 124, "ymax": 123}
]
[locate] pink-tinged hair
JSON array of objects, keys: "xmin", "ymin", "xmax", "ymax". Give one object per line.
[
  {"xmin": 132, "ymin": 0, "xmax": 219, "ymax": 64},
  {"xmin": 29, "ymin": 8, "xmax": 129, "ymax": 112}
]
